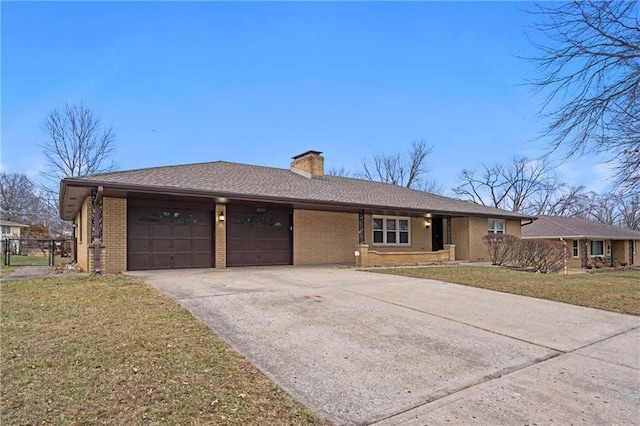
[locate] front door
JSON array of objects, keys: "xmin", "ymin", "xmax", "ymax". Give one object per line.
[{"xmin": 431, "ymin": 217, "xmax": 444, "ymax": 251}]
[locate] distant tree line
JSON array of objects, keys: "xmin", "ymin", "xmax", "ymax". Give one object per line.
[
  {"xmin": 452, "ymin": 156, "xmax": 639, "ymax": 230},
  {"xmin": 330, "ymin": 145, "xmax": 639, "ymax": 231}
]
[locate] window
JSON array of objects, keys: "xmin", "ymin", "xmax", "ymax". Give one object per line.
[
  {"xmin": 572, "ymin": 240, "xmax": 579, "ymax": 257},
  {"xmin": 373, "ymin": 216, "xmax": 410, "ymax": 245},
  {"xmin": 591, "ymin": 240, "xmax": 604, "ymax": 257},
  {"xmin": 1, "ymin": 226, "xmax": 10, "ymax": 235},
  {"xmin": 487, "ymin": 219, "xmax": 505, "ymax": 234},
  {"xmin": 632, "ymin": 240, "xmax": 636, "ymax": 255}
]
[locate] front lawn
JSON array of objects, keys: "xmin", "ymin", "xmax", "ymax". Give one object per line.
[
  {"xmin": 371, "ymin": 266, "xmax": 640, "ymax": 315},
  {"xmin": 1, "ymin": 275, "xmax": 327, "ymax": 425}
]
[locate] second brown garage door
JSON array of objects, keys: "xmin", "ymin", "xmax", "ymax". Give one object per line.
[{"xmin": 226, "ymin": 205, "xmax": 292, "ymax": 267}]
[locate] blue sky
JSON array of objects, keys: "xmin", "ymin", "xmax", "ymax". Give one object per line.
[{"xmin": 1, "ymin": 1, "xmax": 611, "ymax": 196}]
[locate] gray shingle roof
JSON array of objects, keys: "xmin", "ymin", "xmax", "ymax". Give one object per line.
[
  {"xmin": 522, "ymin": 215, "xmax": 640, "ymax": 240},
  {"xmin": 61, "ymin": 161, "xmax": 533, "ymax": 219}
]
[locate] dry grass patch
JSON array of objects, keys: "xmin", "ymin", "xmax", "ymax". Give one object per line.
[
  {"xmin": 1, "ymin": 275, "xmax": 328, "ymax": 425},
  {"xmin": 0, "ymin": 265, "xmax": 21, "ymax": 278},
  {"xmin": 371, "ymin": 266, "xmax": 640, "ymax": 315}
]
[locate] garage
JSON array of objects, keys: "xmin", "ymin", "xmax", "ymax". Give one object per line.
[
  {"xmin": 127, "ymin": 204, "xmax": 213, "ymax": 270},
  {"xmin": 226, "ymin": 205, "xmax": 292, "ymax": 267}
]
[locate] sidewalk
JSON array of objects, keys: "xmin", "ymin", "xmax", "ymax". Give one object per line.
[{"xmin": 0, "ymin": 266, "xmax": 51, "ymax": 281}]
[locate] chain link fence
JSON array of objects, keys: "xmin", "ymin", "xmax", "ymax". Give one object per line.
[{"xmin": 2, "ymin": 238, "xmax": 74, "ymax": 266}]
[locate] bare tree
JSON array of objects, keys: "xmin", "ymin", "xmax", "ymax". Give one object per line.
[
  {"xmin": 529, "ymin": 1, "xmax": 640, "ymax": 193},
  {"xmin": 579, "ymin": 192, "xmax": 640, "ymax": 230},
  {"xmin": 359, "ymin": 140, "xmax": 437, "ymax": 189},
  {"xmin": 0, "ymin": 172, "xmax": 53, "ymax": 225},
  {"xmin": 531, "ymin": 183, "xmax": 587, "ymax": 217},
  {"xmin": 39, "ymin": 103, "xmax": 117, "ymax": 187},
  {"xmin": 576, "ymin": 191, "xmax": 620, "ymax": 225},
  {"xmin": 327, "ymin": 166, "xmax": 352, "ymax": 177},
  {"xmin": 617, "ymin": 194, "xmax": 640, "ymax": 230},
  {"xmin": 454, "ymin": 165, "xmax": 510, "ymax": 209},
  {"xmin": 1, "ymin": 173, "xmax": 35, "ymax": 222},
  {"xmin": 453, "ymin": 156, "xmax": 553, "ymax": 214}
]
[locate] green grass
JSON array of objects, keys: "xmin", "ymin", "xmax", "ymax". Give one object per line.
[
  {"xmin": 371, "ymin": 266, "xmax": 640, "ymax": 315},
  {"xmin": 0, "ymin": 265, "xmax": 20, "ymax": 277},
  {"xmin": 4, "ymin": 255, "xmax": 71, "ymax": 266},
  {"xmin": 1, "ymin": 275, "xmax": 329, "ymax": 425}
]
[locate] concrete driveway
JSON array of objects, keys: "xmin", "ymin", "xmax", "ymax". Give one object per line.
[{"xmin": 127, "ymin": 266, "xmax": 640, "ymax": 425}]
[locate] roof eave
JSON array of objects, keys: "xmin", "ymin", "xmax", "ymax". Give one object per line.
[{"xmin": 59, "ymin": 178, "xmax": 536, "ymax": 221}]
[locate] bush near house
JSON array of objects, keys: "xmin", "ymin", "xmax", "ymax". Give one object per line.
[{"xmin": 483, "ymin": 234, "xmax": 564, "ymax": 273}]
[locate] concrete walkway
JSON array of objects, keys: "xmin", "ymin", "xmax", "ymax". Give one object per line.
[
  {"xmin": 0, "ymin": 265, "xmax": 51, "ymax": 281},
  {"xmin": 128, "ymin": 266, "xmax": 640, "ymax": 425}
]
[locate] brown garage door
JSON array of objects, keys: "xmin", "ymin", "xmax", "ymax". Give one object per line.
[
  {"xmin": 227, "ymin": 205, "xmax": 292, "ymax": 267},
  {"xmin": 128, "ymin": 207, "xmax": 213, "ymax": 270}
]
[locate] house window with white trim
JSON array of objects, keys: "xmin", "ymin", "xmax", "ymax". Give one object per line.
[
  {"xmin": 591, "ymin": 240, "xmax": 604, "ymax": 257},
  {"xmin": 373, "ymin": 216, "xmax": 410, "ymax": 245},
  {"xmin": 487, "ymin": 219, "xmax": 505, "ymax": 234},
  {"xmin": 632, "ymin": 240, "xmax": 636, "ymax": 255},
  {"xmin": 572, "ymin": 240, "xmax": 579, "ymax": 257}
]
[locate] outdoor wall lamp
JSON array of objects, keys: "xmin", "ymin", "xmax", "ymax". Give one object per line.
[
  {"xmin": 218, "ymin": 211, "xmax": 225, "ymax": 222},
  {"xmin": 425, "ymin": 219, "xmax": 431, "ymax": 228}
]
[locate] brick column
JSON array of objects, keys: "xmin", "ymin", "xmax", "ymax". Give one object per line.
[
  {"xmin": 215, "ymin": 204, "xmax": 227, "ymax": 268},
  {"xmin": 355, "ymin": 244, "xmax": 369, "ymax": 268},
  {"xmin": 444, "ymin": 244, "xmax": 456, "ymax": 261}
]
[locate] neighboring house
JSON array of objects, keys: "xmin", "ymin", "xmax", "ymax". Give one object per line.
[
  {"xmin": 522, "ymin": 215, "xmax": 640, "ymax": 269},
  {"xmin": 59, "ymin": 150, "xmax": 533, "ymax": 273},
  {"xmin": 1, "ymin": 219, "xmax": 29, "ymax": 254}
]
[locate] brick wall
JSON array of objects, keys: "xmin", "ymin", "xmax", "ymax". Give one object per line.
[
  {"xmin": 362, "ymin": 215, "xmax": 433, "ymax": 252},
  {"xmin": 452, "ymin": 217, "xmax": 522, "ymax": 262},
  {"xmin": 75, "ymin": 196, "xmax": 91, "ymax": 272},
  {"xmin": 356, "ymin": 244, "xmax": 455, "ymax": 267},
  {"xmin": 293, "ymin": 209, "xmax": 358, "ymax": 264},
  {"xmin": 101, "ymin": 197, "xmax": 127, "ymax": 273},
  {"xmin": 562, "ymin": 238, "xmax": 582, "ymax": 269},
  {"xmin": 80, "ymin": 196, "xmax": 127, "ymax": 273},
  {"xmin": 215, "ymin": 204, "xmax": 226, "ymax": 268},
  {"xmin": 450, "ymin": 217, "xmax": 470, "ymax": 260}
]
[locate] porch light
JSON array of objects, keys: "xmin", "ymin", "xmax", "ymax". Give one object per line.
[
  {"xmin": 425, "ymin": 219, "xmax": 431, "ymax": 228},
  {"xmin": 218, "ymin": 211, "xmax": 225, "ymax": 222}
]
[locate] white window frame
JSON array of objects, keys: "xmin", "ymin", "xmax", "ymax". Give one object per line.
[
  {"xmin": 572, "ymin": 240, "xmax": 579, "ymax": 258},
  {"xmin": 590, "ymin": 240, "xmax": 604, "ymax": 257},
  {"xmin": 487, "ymin": 219, "xmax": 505, "ymax": 234},
  {"xmin": 372, "ymin": 215, "xmax": 411, "ymax": 246}
]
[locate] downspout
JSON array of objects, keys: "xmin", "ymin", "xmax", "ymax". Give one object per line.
[
  {"xmin": 93, "ymin": 186, "xmax": 103, "ymax": 275},
  {"xmin": 71, "ymin": 219, "xmax": 77, "ymax": 263}
]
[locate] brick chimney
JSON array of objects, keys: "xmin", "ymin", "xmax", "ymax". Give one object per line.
[{"xmin": 290, "ymin": 150, "xmax": 324, "ymax": 178}]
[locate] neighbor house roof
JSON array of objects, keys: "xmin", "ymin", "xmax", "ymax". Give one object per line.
[
  {"xmin": 0, "ymin": 220, "xmax": 29, "ymax": 228},
  {"xmin": 59, "ymin": 160, "xmax": 535, "ymax": 221},
  {"xmin": 522, "ymin": 215, "xmax": 640, "ymax": 240}
]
